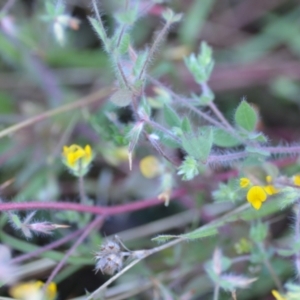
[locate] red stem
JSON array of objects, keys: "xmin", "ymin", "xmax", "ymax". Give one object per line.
[{"xmin": 0, "ymin": 189, "xmax": 186, "ymax": 215}]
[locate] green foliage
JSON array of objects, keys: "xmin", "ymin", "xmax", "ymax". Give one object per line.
[
  {"xmin": 234, "ymin": 99, "xmax": 258, "ymax": 132},
  {"xmin": 184, "ymin": 42, "xmax": 214, "ymax": 84},
  {"xmin": 177, "ymin": 156, "xmax": 200, "ymax": 180},
  {"xmin": 181, "ymin": 127, "xmax": 213, "ymax": 161},
  {"xmin": 250, "ymin": 221, "xmax": 268, "ymax": 243},
  {"xmin": 163, "ymin": 104, "xmax": 181, "ymax": 128},
  {"xmin": 213, "ymin": 128, "xmax": 241, "ymax": 147},
  {"xmin": 1, "ymin": 1, "xmax": 300, "ymax": 299}
]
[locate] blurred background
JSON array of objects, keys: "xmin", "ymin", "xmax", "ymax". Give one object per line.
[{"xmin": 0, "ymin": 0, "xmax": 300, "ymax": 299}]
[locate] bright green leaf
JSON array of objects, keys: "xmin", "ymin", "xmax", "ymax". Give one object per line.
[
  {"xmin": 234, "ymin": 100, "xmax": 258, "ymax": 131},
  {"xmin": 163, "ymin": 104, "xmax": 181, "ymax": 128}
]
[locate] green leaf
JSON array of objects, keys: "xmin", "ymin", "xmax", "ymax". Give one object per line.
[
  {"xmin": 177, "ymin": 156, "xmax": 200, "ymax": 180},
  {"xmin": 182, "ymin": 127, "xmax": 213, "ymax": 161},
  {"xmin": 88, "ymin": 17, "xmax": 109, "ymax": 51},
  {"xmin": 181, "ymin": 116, "xmax": 192, "ymax": 133},
  {"xmin": 117, "ymin": 33, "xmax": 130, "ymax": 55},
  {"xmin": 163, "ymin": 104, "xmax": 181, "ymax": 128},
  {"xmin": 277, "ymin": 248, "xmax": 295, "ymax": 257},
  {"xmin": 250, "ymin": 221, "xmax": 268, "ymax": 243},
  {"xmin": 133, "ymin": 50, "xmax": 148, "ymax": 78},
  {"xmin": 213, "ymin": 128, "xmax": 241, "ymax": 147},
  {"xmin": 152, "ymin": 226, "xmax": 217, "ymax": 242},
  {"xmin": 234, "ymin": 100, "xmax": 258, "ymax": 131},
  {"xmin": 109, "ymin": 89, "xmax": 133, "ymax": 107}
]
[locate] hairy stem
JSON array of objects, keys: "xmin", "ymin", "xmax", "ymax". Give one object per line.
[
  {"xmin": 138, "ymin": 21, "xmax": 172, "ymax": 81},
  {"xmin": 91, "ymin": 0, "xmax": 109, "ymax": 49}
]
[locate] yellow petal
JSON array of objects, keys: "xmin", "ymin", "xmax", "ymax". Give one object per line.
[
  {"xmin": 266, "ymin": 175, "xmax": 272, "ymax": 183},
  {"xmin": 247, "ymin": 186, "xmax": 267, "ymax": 203},
  {"xmin": 272, "ymin": 290, "xmax": 287, "ymax": 300},
  {"xmin": 250, "ymin": 199, "xmax": 262, "ymax": 210},
  {"xmin": 9, "ymin": 281, "xmax": 57, "ymax": 300},
  {"xmin": 293, "ymin": 175, "xmax": 300, "ymax": 186},
  {"xmin": 240, "ymin": 177, "xmax": 250, "ymax": 188},
  {"xmin": 84, "ymin": 145, "xmax": 92, "ymax": 158},
  {"xmin": 264, "ymin": 185, "xmax": 279, "ymax": 195}
]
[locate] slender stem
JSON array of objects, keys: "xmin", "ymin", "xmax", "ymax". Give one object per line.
[
  {"xmin": 258, "ymin": 242, "xmax": 283, "ymax": 292},
  {"xmin": 91, "ymin": 0, "xmax": 109, "ymax": 49},
  {"xmin": 138, "ymin": 21, "xmax": 171, "ymax": 81},
  {"xmin": 86, "ymin": 238, "xmax": 182, "ymax": 299},
  {"xmin": 78, "ymin": 174, "xmax": 87, "ymax": 204},
  {"xmin": 148, "ymin": 76, "xmax": 226, "ymax": 130},
  {"xmin": 213, "ymin": 284, "xmax": 220, "ymax": 300},
  {"xmin": 44, "ymin": 216, "xmax": 104, "ymax": 291},
  {"xmin": 145, "ymin": 119, "xmax": 181, "ymax": 144},
  {"xmin": 294, "ymin": 201, "xmax": 300, "ymax": 281},
  {"xmin": 0, "ymin": 87, "xmax": 113, "ymax": 140},
  {"xmin": 11, "ymin": 227, "xmax": 84, "ymax": 264},
  {"xmin": 86, "ymin": 203, "xmax": 252, "ymax": 299},
  {"xmin": 208, "ymin": 102, "xmax": 233, "ymax": 131},
  {"xmin": 0, "ymin": 189, "xmax": 186, "ymax": 215},
  {"xmin": 116, "ymin": 61, "xmax": 131, "ymax": 90}
]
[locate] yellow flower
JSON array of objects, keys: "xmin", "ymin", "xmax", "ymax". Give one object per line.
[
  {"xmin": 9, "ymin": 281, "xmax": 57, "ymax": 300},
  {"xmin": 264, "ymin": 185, "xmax": 279, "ymax": 195},
  {"xmin": 62, "ymin": 144, "xmax": 93, "ymax": 176},
  {"xmin": 293, "ymin": 175, "xmax": 300, "ymax": 186},
  {"xmin": 264, "ymin": 176, "xmax": 280, "ymax": 195},
  {"xmin": 266, "ymin": 175, "xmax": 272, "ymax": 183},
  {"xmin": 139, "ymin": 156, "xmax": 162, "ymax": 178},
  {"xmin": 247, "ymin": 186, "xmax": 267, "ymax": 210},
  {"xmin": 272, "ymin": 290, "xmax": 287, "ymax": 300},
  {"xmin": 240, "ymin": 177, "xmax": 250, "ymax": 188}
]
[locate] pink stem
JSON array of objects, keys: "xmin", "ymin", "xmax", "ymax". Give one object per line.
[{"xmin": 0, "ymin": 189, "xmax": 186, "ymax": 215}]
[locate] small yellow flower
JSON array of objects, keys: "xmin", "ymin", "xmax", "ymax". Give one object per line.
[
  {"xmin": 293, "ymin": 175, "xmax": 300, "ymax": 186},
  {"xmin": 62, "ymin": 144, "xmax": 93, "ymax": 176},
  {"xmin": 264, "ymin": 176, "xmax": 280, "ymax": 195},
  {"xmin": 139, "ymin": 156, "xmax": 162, "ymax": 178},
  {"xmin": 264, "ymin": 185, "xmax": 279, "ymax": 195},
  {"xmin": 247, "ymin": 186, "xmax": 267, "ymax": 210},
  {"xmin": 266, "ymin": 175, "xmax": 272, "ymax": 183},
  {"xmin": 272, "ymin": 290, "xmax": 287, "ymax": 300},
  {"xmin": 9, "ymin": 281, "xmax": 57, "ymax": 300},
  {"xmin": 240, "ymin": 177, "xmax": 250, "ymax": 188}
]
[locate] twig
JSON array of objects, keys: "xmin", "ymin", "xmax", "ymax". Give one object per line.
[
  {"xmin": 86, "ymin": 238, "xmax": 182, "ymax": 299},
  {"xmin": 0, "ymin": 87, "xmax": 114, "ymax": 140},
  {"xmin": 44, "ymin": 216, "xmax": 104, "ymax": 291},
  {"xmin": 11, "ymin": 227, "xmax": 84, "ymax": 264}
]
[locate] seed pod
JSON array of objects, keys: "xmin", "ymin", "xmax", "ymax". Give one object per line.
[
  {"xmin": 98, "ymin": 239, "xmax": 121, "ymax": 255},
  {"xmin": 95, "ymin": 253, "xmax": 123, "ymax": 275}
]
